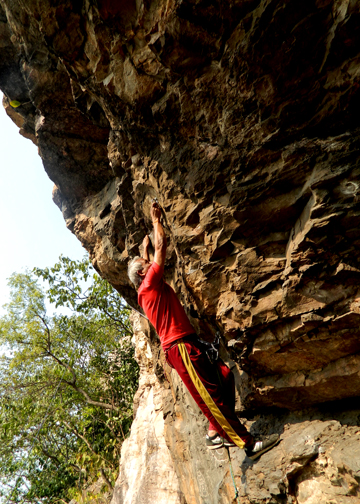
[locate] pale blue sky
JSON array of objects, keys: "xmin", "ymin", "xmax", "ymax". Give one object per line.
[{"xmin": 0, "ymin": 93, "xmax": 87, "ymax": 311}]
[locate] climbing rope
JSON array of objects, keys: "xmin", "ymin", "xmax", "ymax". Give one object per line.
[
  {"xmin": 226, "ymin": 447, "xmax": 241, "ymax": 504},
  {"xmin": 178, "ymin": 342, "xmax": 245, "ymax": 449},
  {"xmin": 125, "ymin": 302, "xmax": 149, "ymax": 321}
]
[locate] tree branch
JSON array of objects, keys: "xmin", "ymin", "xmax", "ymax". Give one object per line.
[
  {"xmin": 39, "ymin": 348, "xmax": 118, "ymax": 410},
  {"xmin": 100, "ymin": 468, "xmax": 113, "ymax": 491},
  {"xmin": 62, "ymin": 420, "xmax": 113, "ymax": 469}
]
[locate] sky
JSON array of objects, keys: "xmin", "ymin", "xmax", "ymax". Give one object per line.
[
  {"xmin": 0, "ymin": 92, "xmax": 87, "ymax": 312},
  {"xmin": 0, "ymin": 94, "xmax": 92, "ymax": 500}
]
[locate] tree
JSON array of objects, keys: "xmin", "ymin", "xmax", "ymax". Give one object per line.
[{"xmin": 0, "ymin": 256, "xmax": 138, "ymax": 504}]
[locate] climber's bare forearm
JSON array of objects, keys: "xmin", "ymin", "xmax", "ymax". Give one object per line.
[
  {"xmin": 142, "ymin": 235, "xmax": 150, "ymax": 261},
  {"xmin": 153, "ymin": 221, "xmax": 167, "ymax": 267},
  {"xmin": 143, "ymin": 246, "xmax": 150, "ymax": 262},
  {"xmin": 151, "ymin": 203, "xmax": 167, "ymax": 268}
]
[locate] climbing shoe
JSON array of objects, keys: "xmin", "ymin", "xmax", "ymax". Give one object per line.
[
  {"xmin": 206, "ymin": 433, "xmax": 224, "ymax": 450},
  {"xmin": 221, "ymin": 437, "xmax": 236, "ymax": 448},
  {"xmin": 245, "ymin": 434, "xmax": 280, "ymax": 461}
]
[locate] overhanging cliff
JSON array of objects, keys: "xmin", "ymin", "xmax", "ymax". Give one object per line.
[{"xmin": 1, "ymin": 1, "xmax": 360, "ymax": 502}]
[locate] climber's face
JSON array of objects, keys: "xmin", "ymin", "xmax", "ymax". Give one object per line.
[{"xmin": 137, "ymin": 258, "xmax": 152, "ymax": 278}]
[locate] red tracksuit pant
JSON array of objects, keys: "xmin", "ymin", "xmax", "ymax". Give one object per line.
[{"xmin": 166, "ymin": 338, "xmax": 253, "ymax": 447}]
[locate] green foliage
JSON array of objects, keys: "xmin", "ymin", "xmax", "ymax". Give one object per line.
[{"xmin": 0, "ymin": 256, "xmax": 138, "ymax": 504}]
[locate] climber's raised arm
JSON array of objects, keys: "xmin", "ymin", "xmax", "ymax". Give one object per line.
[
  {"xmin": 151, "ymin": 201, "xmax": 167, "ymax": 269},
  {"xmin": 142, "ymin": 235, "xmax": 150, "ymax": 262}
]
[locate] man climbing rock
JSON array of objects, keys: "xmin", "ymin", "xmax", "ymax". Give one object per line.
[{"xmin": 128, "ymin": 202, "xmax": 279, "ymax": 460}]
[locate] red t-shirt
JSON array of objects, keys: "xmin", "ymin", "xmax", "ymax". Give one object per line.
[{"xmin": 138, "ymin": 262, "xmax": 195, "ymax": 350}]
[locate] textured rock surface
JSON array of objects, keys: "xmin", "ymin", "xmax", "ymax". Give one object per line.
[
  {"xmin": 123, "ymin": 310, "xmax": 360, "ymax": 504},
  {"xmin": 1, "ymin": 0, "xmax": 360, "ymax": 502},
  {"xmin": 112, "ymin": 312, "xmax": 182, "ymax": 504}
]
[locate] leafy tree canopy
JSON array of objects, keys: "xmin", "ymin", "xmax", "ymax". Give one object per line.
[{"xmin": 0, "ymin": 256, "xmax": 138, "ymax": 504}]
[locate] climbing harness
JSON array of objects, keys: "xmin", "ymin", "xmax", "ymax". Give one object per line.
[
  {"xmin": 226, "ymin": 447, "xmax": 241, "ymax": 504},
  {"xmin": 190, "ymin": 333, "xmax": 225, "ymax": 390},
  {"xmin": 194, "ymin": 332, "xmax": 220, "ymax": 364},
  {"xmin": 177, "ymin": 341, "xmax": 245, "ymax": 449}
]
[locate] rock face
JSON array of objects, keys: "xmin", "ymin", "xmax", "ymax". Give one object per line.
[
  {"xmin": 1, "ymin": 0, "xmax": 360, "ymax": 502},
  {"xmin": 112, "ymin": 312, "xmax": 182, "ymax": 504}
]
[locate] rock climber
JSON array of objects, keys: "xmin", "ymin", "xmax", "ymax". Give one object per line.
[{"xmin": 127, "ymin": 202, "xmax": 279, "ymax": 459}]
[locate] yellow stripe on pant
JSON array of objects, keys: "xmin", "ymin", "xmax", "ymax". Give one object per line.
[{"xmin": 177, "ymin": 341, "xmax": 245, "ymax": 449}]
